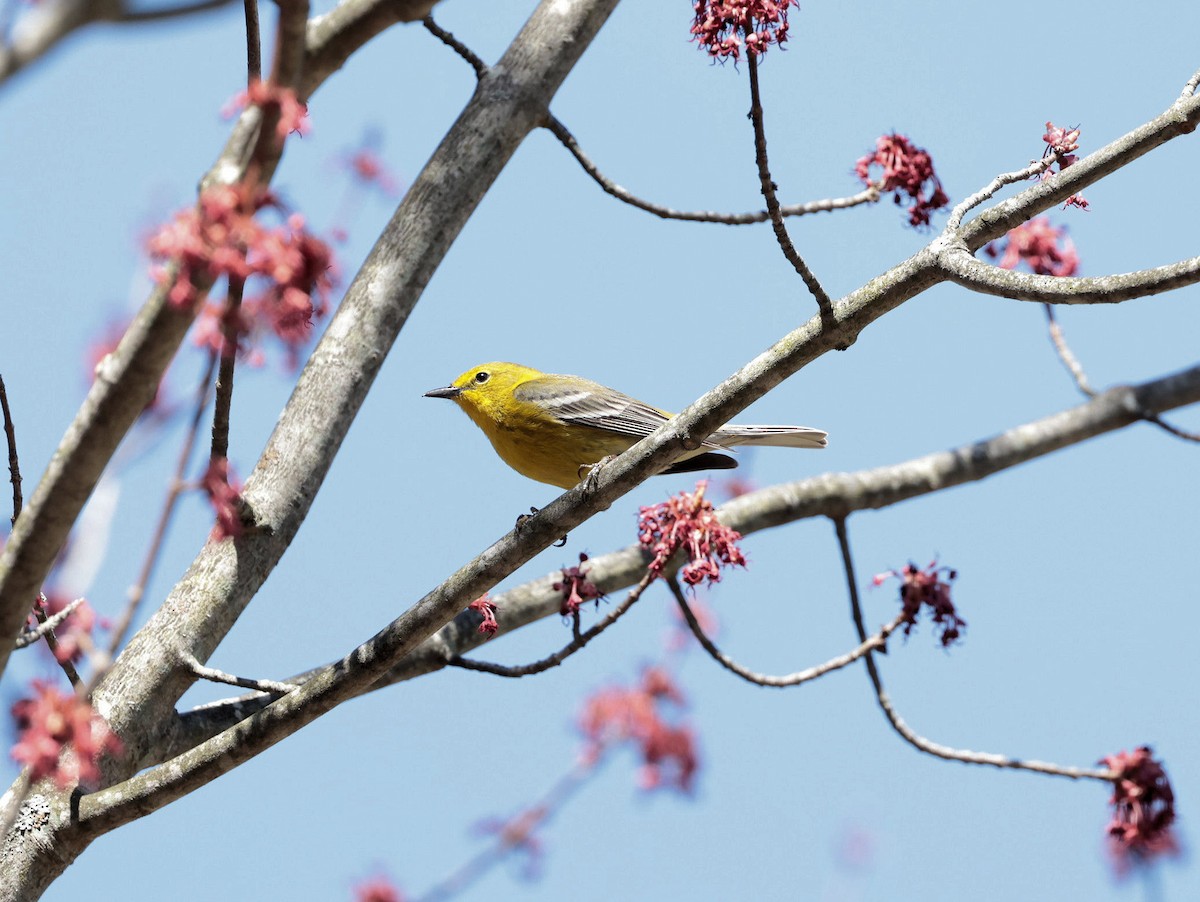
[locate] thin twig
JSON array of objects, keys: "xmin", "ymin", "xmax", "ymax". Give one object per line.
[
  {"xmin": 449, "ymin": 572, "xmax": 654, "ymax": 677},
  {"xmin": 943, "ymin": 158, "xmax": 1050, "ymax": 232},
  {"xmin": 243, "ymin": 0, "xmax": 261, "ymax": 83},
  {"xmin": 668, "ymin": 576, "xmax": 902, "ymax": 687},
  {"xmin": 0, "ymin": 374, "xmax": 21, "ymax": 526},
  {"xmin": 544, "ymin": 115, "xmax": 878, "ymax": 225},
  {"xmin": 831, "ymin": 516, "xmax": 1112, "ymax": 782},
  {"xmin": 180, "ymin": 652, "xmax": 297, "ymax": 694},
  {"xmin": 1181, "ymin": 68, "xmax": 1200, "ymax": 100},
  {"xmin": 28, "ymin": 594, "xmax": 82, "ymax": 689},
  {"xmin": 744, "ymin": 49, "xmax": 833, "ymax": 317},
  {"xmin": 415, "ymin": 759, "xmax": 594, "ymax": 902},
  {"xmin": 210, "ymin": 281, "xmax": 244, "ymax": 462},
  {"xmin": 1043, "ymin": 305, "xmax": 1096, "ymax": 396},
  {"xmin": 108, "ymin": 352, "xmax": 218, "ymax": 657},
  {"xmin": 423, "ymin": 15, "xmax": 488, "ymax": 79},
  {"xmin": 1043, "ymin": 305, "xmax": 1199, "ymax": 442},
  {"xmin": 14, "ymin": 598, "xmax": 84, "ymax": 649}
]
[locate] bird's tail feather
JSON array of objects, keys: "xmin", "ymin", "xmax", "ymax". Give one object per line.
[{"xmin": 713, "ymin": 425, "xmax": 828, "ymax": 449}]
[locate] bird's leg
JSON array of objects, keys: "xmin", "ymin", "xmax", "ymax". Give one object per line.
[{"xmin": 578, "ymin": 455, "xmax": 617, "ymax": 495}]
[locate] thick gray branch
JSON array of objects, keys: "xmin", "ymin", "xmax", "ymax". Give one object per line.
[
  {"xmin": 0, "ymin": 2, "xmax": 621, "ymax": 897},
  {"xmin": 939, "ymin": 250, "xmax": 1200, "ymax": 304}
]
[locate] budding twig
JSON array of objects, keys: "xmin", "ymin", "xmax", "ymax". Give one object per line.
[
  {"xmin": 448, "ymin": 572, "xmax": 654, "ymax": 677},
  {"xmin": 0, "ymin": 374, "xmax": 21, "ymax": 526},
  {"xmin": 744, "ymin": 49, "xmax": 834, "ymax": 319},
  {"xmin": 832, "ymin": 516, "xmax": 1111, "ymax": 782},
  {"xmin": 668, "ymin": 576, "xmax": 904, "ymax": 687},
  {"xmin": 1043, "ymin": 304, "xmax": 1200, "ymax": 444},
  {"xmin": 109, "ymin": 351, "xmax": 217, "ymax": 657}
]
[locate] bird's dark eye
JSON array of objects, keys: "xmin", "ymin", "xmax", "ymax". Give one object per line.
[{"xmin": 474, "ymin": 371, "xmax": 490, "ymax": 384}]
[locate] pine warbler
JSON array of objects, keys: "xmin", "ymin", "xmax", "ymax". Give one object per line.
[{"xmin": 425, "ymin": 362, "xmax": 826, "ymax": 489}]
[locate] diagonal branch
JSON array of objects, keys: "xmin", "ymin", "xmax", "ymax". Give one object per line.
[
  {"xmin": 63, "ymin": 0, "xmax": 624, "ymax": 848},
  {"xmin": 162, "ymin": 357, "xmax": 1200, "ymax": 759},
  {"xmin": 954, "ymin": 85, "xmax": 1200, "ymax": 250}
]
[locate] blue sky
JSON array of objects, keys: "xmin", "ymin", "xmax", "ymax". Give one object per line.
[{"xmin": 2, "ymin": 1, "xmax": 1198, "ymax": 900}]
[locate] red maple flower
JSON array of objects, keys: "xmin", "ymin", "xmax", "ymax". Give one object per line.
[
  {"xmin": 343, "ymin": 147, "xmax": 401, "ymax": 198},
  {"xmin": 855, "ymin": 133, "xmax": 949, "ymax": 228},
  {"xmin": 873, "ymin": 560, "xmax": 964, "ymax": 647},
  {"xmin": 984, "ymin": 217, "xmax": 1079, "ymax": 277},
  {"xmin": 11, "ymin": 680, "xmax": 122, "ymax": 788},
  {"xmin": 469, "ymin": 594, "xmax": 499, "ymax": 636},
  {"xmin": 1099, "ymin": 746, "xmax": 1178, "ymax": 874},
  {"xmin": 553, "ymin": 553, "xmax": 606, "ymax": 617},
  {"xmin": 473, "ymin": 805, "xmax": 548, "ymax": 880},
  {"xmin": 691, "ymin": 0, "xmax": 798, "ymax": 62},
  {"xmin": 148, "ymin": 184, "xmax": 335, "ymax": 368},
  {"xmin": 353, "ymin": 876, "xmax": 404, "ymax": 902},
  {"xmin": 1042, "ymin": 121, "xmax": 1081, "ymax": 158},
  {"xmin": 578, "ymin": 668, "xmax": 698, "ymax": 792},
  {"xmin": 637, "ymin": 481, "xmax": 746, "ymax": 587},
  {"xmin": 224, "ymin": 79, "xmax": 310, "ymax": 141},
  {"xmin": 202, "ymin": 456, "xmax": 244, "ymax": 541}
]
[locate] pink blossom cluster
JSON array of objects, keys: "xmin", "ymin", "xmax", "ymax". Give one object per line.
[
  {"xmin": 578, "ymin": 667, "xmax": 698, "ymax": 792},
  {"xmin": 553, "ymin": 552, "xmax": 605, "ymax": 617},
  {"xmin": 637, "ymin": 481, "xmax": 747, "ymax": 587},
  {"xmin": 1041, "ymin": 121, "xmax": 1088, "ymax": 210},
  {"xmin": 985, "ymin": 217, "xmax": 1079, "ymax": 277},
  {"xmin": 1100, "ymin": 746, "xmax": 1178, "ymax": 873},
  {"xmin": 873, "ymin": 560, "xmax": 965, "ymax": 647},
  {"xmin": 690, "ymin": 0, "xmax": 797, "ymax": 62},
  {"xmin": 201, "ymin": 457, "xmax": 244, "ymax": 541},
  {"xmin": 11, "ymin": 680, "xmax": 122, "ymax": 788},
  {"xmin": 353, "ymin": 876, "xmax": 404, "ymax": 902},
  {"xmin": 147, "ymin": 183, "xmax": 335, "ymax": 366},
  {"xmin": 224, "ymin": 80, "xmax": 310, "ymax": 141},
  {"xmin": 468, "ymin": 594, "xmax": 499, "ymax": 636},
  {"xmin": 855, "ymin": 133, "xmax": 950, "ymax": 228}
]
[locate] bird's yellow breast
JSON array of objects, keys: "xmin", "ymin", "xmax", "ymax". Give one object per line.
[{"xmin": 463, "ymin": 402, "xmax": 632, "ymax": 489}]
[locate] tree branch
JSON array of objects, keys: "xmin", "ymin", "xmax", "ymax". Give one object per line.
[
  {"xmin": 939, "ymin": 249, "xmax": 1200, "ymax": 304},
  {"xmin": 668, "ymin": 576, "xmax": 903, "ymax": 688},
  {"xmin": 16, "ymin": 0, "xmax": 622, "ymax": 870},
  {"xmin": 745, "ymin": 49, "xmax": 833, "ymax": 316},
  {"xmin": 422, "ymin": 14, "xmax": 487, "ymax": 79},
  {"xmin": 954, "ymin": 88, "xmax": 1200, "ymax": 250},
  {"xmin": 448, "ymin": 573, "xmax": 653, "ymax": 677},
  {"xmin": 833, "ymin": 517, "xmax": 1112, "ymax": 782},
  {"xmin": 162, "ymin": 358, "xmax": 1200, "ymax": 758},
  {"xmin": 0, "ymin": 375, "xmax": 21, "ymax": 526},
  {"xmin": 544, "ymin": 115, "xmax": 879, "ymax": 225},
  {"xmin": 304, "ymin": 0, "xmax": 441, "ymax": 97}
]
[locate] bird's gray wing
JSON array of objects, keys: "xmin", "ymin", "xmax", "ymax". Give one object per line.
[{"xmin": 515, "ymin": 377, "xmax": 673, "ymax": 439}]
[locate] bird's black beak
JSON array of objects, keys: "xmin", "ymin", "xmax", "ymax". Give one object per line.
[{"xmin": 424, "ymin": 385, "xmax": 462, "ymax": 400}]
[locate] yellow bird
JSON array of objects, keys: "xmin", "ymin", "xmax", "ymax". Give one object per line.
[{"xmin": 425, "ymin": 362, "xmax": 826, "ymax": 489}]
